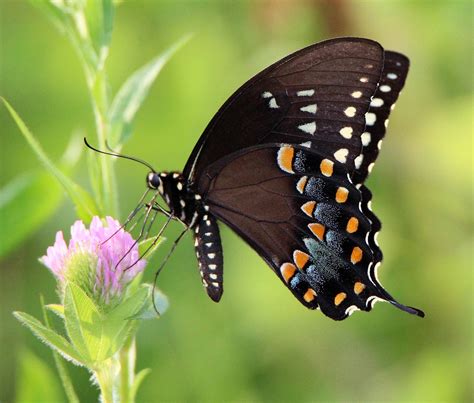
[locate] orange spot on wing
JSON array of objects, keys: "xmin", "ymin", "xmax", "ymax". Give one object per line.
[
  {"xmin": 346, "ymin": 217, "xmax": 359, "ymax": 233},
  {"xmin": 354, "ymin": 282, "xmax": 365, "ymax": 294},
  {"xmin": 303, "ymin": 288, "xmax": 317, "ymax": 302},
  {"xmin": 278, "ymin": 146, "xmax": 295, "ymax": 173},
  {"xmin": 301, "ymin": 201, "xmax": 316, "ymax": 217},
  {"xmin": 280, "ymin": 263, "xmax": 296, "ymax": 283},
  {"xmin": 308, "ymin": 223, "xmax": 325, "ymax": 241},
  {"xmin": 296, "ymin": 176, "xmax": 308, "ymax": 194},
  {"xmin": 320, "ymin": 159, "xmax": 334, "ymax": 177},
  {"xmin": 293, "ymin": 250, "xmax": 310, "ymax": 269},
  {"xmin": 351, "ymin": 247, "xmax": 363, "ymax": 264},
  {"xmin": 336, "ymin": 187, "xmax": 349, "ymax": 203},
  {"xmin": 334, "ymin": 292, "xmax": 347, "ymax": 306}
]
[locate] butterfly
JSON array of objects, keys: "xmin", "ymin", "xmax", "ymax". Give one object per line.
[{"xmin": 91, "ymin": 37, "xmax": 424, "ymax": 320}]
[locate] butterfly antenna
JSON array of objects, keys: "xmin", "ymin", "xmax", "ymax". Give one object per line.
[{"xmin": 84, "ymin": 137, "xmax": 156, "ymax": 172}]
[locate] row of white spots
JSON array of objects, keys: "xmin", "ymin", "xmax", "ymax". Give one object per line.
[{"xmin": 261, "ymin": 91, "xmax": 279, "ymax": 109}]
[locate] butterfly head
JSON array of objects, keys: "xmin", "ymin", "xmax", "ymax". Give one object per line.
[{"xmin": 147, "ymin": 171, "xmax": 163, "ymax": 192}]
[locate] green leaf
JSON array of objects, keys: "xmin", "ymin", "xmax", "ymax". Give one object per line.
[
  {"xmin": 13, "ymin": 311, "xmax": 85, "ymax": 366},
  {"xmin": 41, "ymin": 297, "xmax": 79, "ymax": 403},
  {"xmin": 0, "ymin": 172, "xmax": 62, "ymax": 257},
  {"xmin": 15, "ymin": 349, "xmax": 64, "ymax": 403},
  {"xmin": 45, "ymin": 304, "xmax": 65, "ymax": 319},
  {"xmin": 63, "ymin": 282, "xmax": 103, "ymax": 362},
  {"xmin": 108, "ymin": 286, "xmax": 149, "ymax": 321},
  {"xmin": 130, "ymin": 368, "xmax": 151, "ymax": 402},
  {"xmin": 83, "ymin": 0, "xmax": 114, "ymax": 61},
  {"xmin": 129, "ymin": 283, "xmax": 169, "ymax": 320},
  {"xmin": 1, "ymin": 97, "xmax": 99, "ymax": 221},
  {"xmin": 108, "ymin": 34, "xmax": 192, "ymax": 147},
  {"xmin": 138, "ymin": 235, "xmax": 165, "ymax": 261},
  {"xmin": 0, "ymin": 133, "xmax": 83, "ymax": 258}
]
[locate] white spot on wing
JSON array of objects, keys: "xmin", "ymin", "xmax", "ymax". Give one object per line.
[
  {"xmin": 333, "ymin": 148, "xmax": 349, "ymax": 163},
  {"xmin": 297, "ymin": 89, "xmax": 315, "ymax": 96},
  {"xmin": 377, "ymin": 140, "xmax": 383, "ymax": 150},
  {"xmin": 300, "ymin": 141, "xmax": 312, "ymax": 148},
  {"xmin": 365, "ymin": 112, "xmax": 376, "ymax": 126},
  {"xmin": 351, "ymin": 91, "xmax": 362, "ymax": 98},
  {"xmin": 361, "ymin": 132, "xmax": 371, "ymax": 146},
  {"xmin": 207, "ymin": 253, "xmax": 216, "ymax": 259},
  {"xmin": 360, "ymin": 77, "xmax": 368, "ymax": 83},
  {"xmin": 368, "ymin": 162, "xmax": 375, "ymax": 173},
  {"xmin": 339, "ymin": 126, "xmax": 353, "ymax": 139},
  {"xmin": 298, "ymin": 121, "xmax": 316, "ymax": 135},
  {"xmin": 380, "ymin": 85, "xmax": 391, "ymax": 92},
  {"xmin": 355, "ymin": 154, "xmax": 363, "ymax": 169},
  {"xmin": 370, "ymin": 98, "xmax": 384, "ymax": 107},
  {"xmin": 387, "ymin": 73, "xmax": 397, "ymax": 79},
  {"xmin": 300, "ymin": 104, "xmax": 317, "ymax": 114},
  {"xmin": 269, "ymin": 98, "xmax": 279, "ymax": 108},
  {"xmin": 344, "ymin": 106, "xmax": 356, "ymax": 117},
  {"xmin": 262, "ymin": 91, "xmax": 272, "ymax": 98}
]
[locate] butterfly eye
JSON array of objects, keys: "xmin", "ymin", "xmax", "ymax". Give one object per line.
[{"xmin": 147, "ymin": 172, "xmax": 162, "ymax": 190}]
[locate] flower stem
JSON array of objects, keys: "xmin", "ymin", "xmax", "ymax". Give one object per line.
[
  {"xmin": 94, "ymin": 359, "xmax": 117, "ymax": 403},
  {"xmin": 119, "ymin": 337, "xmax": 136, "ymax": 402}
]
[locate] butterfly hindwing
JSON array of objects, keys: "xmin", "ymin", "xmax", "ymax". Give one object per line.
[
  {"xmin": 184, "ymin": 38, "xmax": 385, "ymax": 185},
  {"xmin": 197, "ymin": 143, "xmax": 422, "ymax": 319}
]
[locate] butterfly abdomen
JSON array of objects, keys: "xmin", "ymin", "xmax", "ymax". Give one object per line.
[{"xmin": 194, "ymin": 214, "xmax": 224, "ymax": 302}]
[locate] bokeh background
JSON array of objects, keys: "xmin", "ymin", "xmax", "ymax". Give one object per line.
[{"xmin": 1, "ymin": 1, "xmax": 472, "ymax": 401}]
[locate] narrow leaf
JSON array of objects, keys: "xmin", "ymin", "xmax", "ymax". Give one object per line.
[
  {"xmin": 1, "ymin": 97, "xmax": 99, "ymax": 221},
  {"xmin": 108, "ymin": 34, "xmax": 192, "ymax": 147},
  {"xmin": 41, "ymin": 297, "xmax": 80, "ymax": 403},
  {"xmin": 13, "ymin": 311, "xmax": 85, "ymax": 366},
  {"xmin": 0, "ymin": 133, "xmax": 83, "ymax": 258},
  {"xmin": 45, "ymin": 304, "xmax": 65, "ymax": 319},
  {"xmin": 0, "ymin": 172, "xmax": 62, "ymax": 257},
  {"xmin": 130, "ymin": 368, "xmax": 151, "ymax": 402}
]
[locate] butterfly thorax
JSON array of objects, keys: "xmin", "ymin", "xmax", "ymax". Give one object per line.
[{"xmin": 149, "ymin": 171, "xmax": 205, "ymax": 227}]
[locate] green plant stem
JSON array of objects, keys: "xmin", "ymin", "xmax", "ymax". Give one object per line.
[
  {"xmin": 119, "ymin": 337, "xmax": 136, "ymax": 402},
  {"xmin": 87, "ymin": 68, "xmax": 119, "ymax": 217},
  {"xmin": 94, "ymin": 359, "xmax": 116, "ymax": 403}
]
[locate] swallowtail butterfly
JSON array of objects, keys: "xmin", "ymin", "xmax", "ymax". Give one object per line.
[{"xmin": 92, "ymin": 38, "xmax": 425, "ymax": 320}]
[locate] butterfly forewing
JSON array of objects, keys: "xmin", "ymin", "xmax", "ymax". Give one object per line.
[
  {"xmin": 353, "ymin": 51, "xmax": 410, "ymax": 184},
  {"xmin": 184, "ymin": 38, "xmax": 385, "ymax": 185}
]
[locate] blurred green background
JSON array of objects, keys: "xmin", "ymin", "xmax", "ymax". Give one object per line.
[{"xmin": 1, "ymin": 1, "xmax": 472, "ymax": 402}]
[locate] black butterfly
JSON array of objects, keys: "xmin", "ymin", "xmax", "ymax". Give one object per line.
[{"xmin": 92, "ymin": 38, "xmax": 424, "ymax": 320}]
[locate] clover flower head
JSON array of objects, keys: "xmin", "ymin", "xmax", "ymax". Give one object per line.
[{"xmin": 40, "ymin": 216, "xmax": 146, "ymax": 304}]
